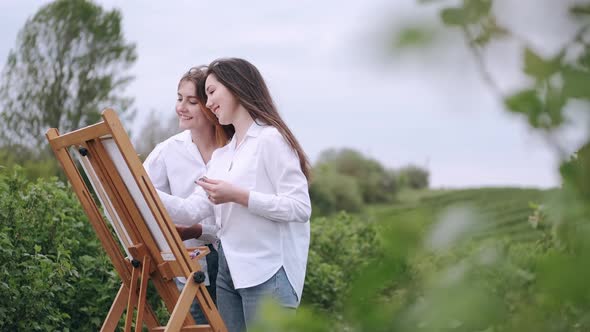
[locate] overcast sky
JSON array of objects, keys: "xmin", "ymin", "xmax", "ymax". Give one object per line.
[{"xmin": 1, "ymin": 0, "xmax": 587, "ymax": 188}]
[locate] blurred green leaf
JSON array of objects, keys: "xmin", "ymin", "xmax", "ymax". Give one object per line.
[
  {"xmin": 504, "ymin": 89, "xmax": 544, "ymax": 127},
  {"xmin": 563, "ymin": 67, "xmax": 590, "ymax": 99},
  {"xmin": 394, "ymin": 26, "xmax": 436, "ymax": 49},
  {"xmin": 570, "ymin": 4, "xmax": 590, "ymax": 17},
  {"xmin": 560, "ymin": 142, "xmax": 590, "ymax": 200},
  {"xmin": 472, "ymin": 20, "xmax": 503, "ymax": 46},
  {"xmin": 441, "ymin": 0, "xmax": 492, "ymax": 27},
  {"xmin": 545, "ymin": 86, "xmax": 565, "ymax": 126},
  {"xmin": 441, "ymin": 7, "xmax": 467, "ymax": 26},
  {"xmin": 536, "ymin": 252, "xmax": 590, "ymax": 308},
  {"xmin": 523, "ymin": 48, "xmax": 562, "ymax": 80},
  {"xmin": 465, "ymin": 0, "xmax": 493, "ymax": 18}
]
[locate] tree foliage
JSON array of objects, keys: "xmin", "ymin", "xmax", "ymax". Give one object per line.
[
  {"xmin": 310, "ymin": 148, "xmax": 428, "ymax": 215},
  {"xmin": 309, "ymin": 164, "xmax": 364, "ymax": 216},
  {"xmin": 396, "ymin": 164, "xmax": 429, "ymax": 190},
  {"xmin": 0, "ymin": 0, "xmax": 137, "ymax": 156},
  {"xmin": 316, "ymin": 148, "xmax": 396, "ymax": 204}
]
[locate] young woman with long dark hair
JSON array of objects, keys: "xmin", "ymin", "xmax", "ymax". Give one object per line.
[{"xmin": 159, "ymin": 58, "xmax": 311, "ymax": 332}]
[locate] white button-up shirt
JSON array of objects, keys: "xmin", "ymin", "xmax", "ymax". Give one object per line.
[
  {"xmin": 158, "ymin": 122, "xmax": 311, "ymax": 302},
  {"xmin": 143, "ymin": 130, "xmax": 219, "ymax": 285}
]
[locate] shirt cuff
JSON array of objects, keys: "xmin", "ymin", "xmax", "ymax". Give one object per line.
[
  {"xmin": 248, "ymin": 190, "xmax": 270, "ymax": 216},
  {"xmin": 201, "ymin": 224, "xmax": 217, "ymax": 237}
]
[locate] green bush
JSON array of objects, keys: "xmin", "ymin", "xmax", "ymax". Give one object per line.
[
  {"xmin": 0, "ymin": 166, "xmax": 383, "ymax": 329},
  {"xmin": 0, "ymin": 167, "xmax": 119, "ymax": 330},
  {"xmin": 0, "ymin": 147, "xmax": 61, "ymax": 180},
  {"xmin": 309, "ymin": 165, "xmax": 363, "ymax": 216},
  {"xmin": 303, "ymin": 212, "xmax": 379, "ymax": 314},
  {"xmin": 396, "ymin": 164, "xmax": 429, "ymax": 190},
  {"xmin": 316, "ymin": 148, "xmax": 397, "ymax": 204}
]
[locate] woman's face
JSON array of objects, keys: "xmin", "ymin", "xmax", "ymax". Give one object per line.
[
  {"xmin": 176, "ymin": 80, "xmax": 208, "ymax": 130},
  {"xmin": 205, "ymin": 74, "xmax": 240, "ymax": 125}
]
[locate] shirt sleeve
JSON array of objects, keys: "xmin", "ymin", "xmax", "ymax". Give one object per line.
[
  {"xmin": 247, "ymin": 130, "xmax": 311, "ymax": 223},
  {"xmin": 143, "ymin": 143, "xmax": 171, "ymax": 194},
  {"xmin": 157, "ymin": 186, "xmax": 215, "ymax": 226},
  {"xmin": 198, "ymin": 217, "xmax": 219, "ymax": 244}
]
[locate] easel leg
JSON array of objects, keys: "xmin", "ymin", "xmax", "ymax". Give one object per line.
[
  {"xmin": 195, "ymin": 283, "xmax": 226, "ymax": 332},
  {"xmin": 101, "ymin": 284, "xmax": 127, "ymax": 332},
  {"xmin": 135, "ymin": 256, "xmax": 151, "ymax": 332},
  {"xmin": 151, "ymin": 275, "xmax": 196, "ymax": 326},
  {"xmin": 125, "ymin": 262, "xmax": 140, "ymax": 332},
  {"xmin": 142, "ymin": 305, "xmax": 160, "ymax": 330},
  {"xmin": 101, "ymin": 282, "xmax": 160, "ymax": 332},
  {"xmin": 165, "ymin": 272, "xmax": 200, "ymax": 332}
]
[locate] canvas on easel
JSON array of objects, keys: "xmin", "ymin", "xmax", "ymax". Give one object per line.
[{"xmin": 46, "ymin": 108, "xmax": 226, "ymax": 332}]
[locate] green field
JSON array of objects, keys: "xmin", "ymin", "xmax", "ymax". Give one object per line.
[
  {"xmin": 328, "ymin": 186, "xmax": 582, "ymax": 332},
  {"xmin": 3, "ymin": 169, "xmax": 583, "ymax": 331},
  {"xmin": 368, "ymin": 187, "xmax": 554, "ymax": 240}
]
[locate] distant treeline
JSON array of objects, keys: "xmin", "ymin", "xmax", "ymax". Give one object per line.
[{"xmin": 310, "ymin": 148, "xmax": 429, "ymax": 216}]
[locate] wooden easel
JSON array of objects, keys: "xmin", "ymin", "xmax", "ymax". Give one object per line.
[{"xmin": 46, "ymin": 109, "xmax": 226, "ymax": 332}]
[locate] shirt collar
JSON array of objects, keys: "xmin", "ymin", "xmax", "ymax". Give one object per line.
[
  {"xmin": 227, "ymin": 121, "xmax": 265, "ymax": 150},
  {"xmin": 172, "ymin": 130, "xmax": 193, "ymax": 144},
  {"xmin": 174, "ymin": 130, "xmax": 197, "ymax": 153},
  {"xmin": 245, "ymin": 120, "xmax": 265, "ymax": 138}
]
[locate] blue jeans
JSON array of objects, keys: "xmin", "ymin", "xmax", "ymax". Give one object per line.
[
  {"xmin": 175, "ymin": 244, "xmax": 218, "ymax": 324},
  {"xmin": 216, "ymin": 242, "xmax": 298, "ymax": 332}
]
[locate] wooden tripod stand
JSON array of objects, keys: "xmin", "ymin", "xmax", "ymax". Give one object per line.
[{"xmin": 46, "ymin": 109, "xmax": 226, "ymax": 332}]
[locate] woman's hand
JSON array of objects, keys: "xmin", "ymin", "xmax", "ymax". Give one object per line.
[
  {"xmin": 196, "ymin": 177, "xmax": 249, "ymax": 206},
  {"xmin": 175, "ymin": 224, "xmax": 202, "ymax": 241}
]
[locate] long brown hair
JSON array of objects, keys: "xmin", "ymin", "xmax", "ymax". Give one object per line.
[
  {"xmin": 180, "ymin": 66, "xmax": 234, "ymax": 147},
  {"xmin": 199, "ymin": 58, "xmax": 311, "ymax": 180}
]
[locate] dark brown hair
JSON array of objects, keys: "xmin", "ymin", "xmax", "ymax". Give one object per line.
[
  {"xmin": 179, "ymin": 66, "xmax": 234, "ymax": 147},
  {"xmin": 198, "ymin": 58, "xmax": 311, "ymax": 180}
]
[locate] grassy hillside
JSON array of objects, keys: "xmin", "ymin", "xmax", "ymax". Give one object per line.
[
  {"xmin": 368, "ymin": 187, "xmax": 555, "ymax": 241},
  {"xmin": 335, "ymin": 187, "xmax": 568, "ymax": 331},
  {"xmin": 372, "ymin": 187, "xmax": 551, "ymax": 214}
]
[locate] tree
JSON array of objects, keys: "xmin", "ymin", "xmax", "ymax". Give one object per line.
[
  {"xmin": 0, "ymin": 0, "xmax": 137, "ymax": 156},
  {"xmin": 396, "ymin": 164, "xmax": 429, "ymax": 190},
  {"xmin": 309, "ymin": 164, "xmax": 364, "ymax": 216},
  {"xmin": 316, "ymin": 148, "xmax": 396, "ymax": 203}
]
